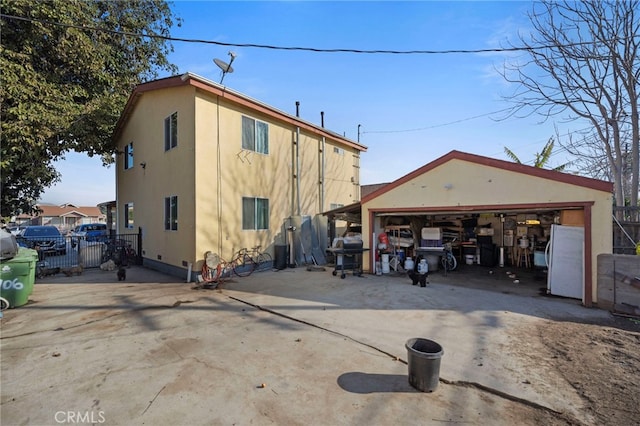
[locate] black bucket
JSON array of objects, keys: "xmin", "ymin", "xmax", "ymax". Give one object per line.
[
  {"xmin": 274, "ymin": 244, "xmax": 287, "ymax": 270},
  {"xmin": 405, "ymin": 338, "xmax": 443, "ymax": 392}
]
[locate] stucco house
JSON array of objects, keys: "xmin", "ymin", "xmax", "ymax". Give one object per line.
[
  {"xmin": 112, "ymin": 73, "xmax": 366, "ymax": 277},
  {"xmin": 16, "ymin": 203, "xmax": 105, "ymax": 234},
  {"xmin": 359, "ymin": 151, "xmax": 613, "ymax": 307}
]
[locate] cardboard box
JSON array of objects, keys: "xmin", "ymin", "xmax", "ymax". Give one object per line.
[
  {"xmin": 516, "ymin": 226, "xmax": 528, "ymax": 237},
  {"xmin": 560, "ymin": 210, "xmax": 584, "ymax": 226}
]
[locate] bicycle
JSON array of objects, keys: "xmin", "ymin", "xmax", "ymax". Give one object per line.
[
  {"xmin": 248, "ymin": 245, "xmax": 272, "ymax": 272},
  {"xmin": 441, "ymin": 239, "xmax": 458, "ymax": 275},
  {"xmin": 229, "ymin": 245, "xmax": 272, "ymax": 277},
  {"xmin": 101, "ymin": 239, "xmax": 137, "ymax": 266},
  {"xmin": 228, "ymin": 247, "xmax": 254, "ymax": 277}
]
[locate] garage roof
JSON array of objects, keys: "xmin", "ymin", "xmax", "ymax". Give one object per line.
[{"xmin": 361, "ymin": 150, "xmax": 613, "ymax": 203}]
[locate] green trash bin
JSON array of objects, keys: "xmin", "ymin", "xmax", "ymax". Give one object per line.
[{"xmin": 0, "ymin": 248, "xmax": 38, "ymax": 308}]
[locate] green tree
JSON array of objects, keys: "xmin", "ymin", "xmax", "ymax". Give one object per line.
[
  {"xmin": 504, "ymin": 137, "xmax": 570, "ymax": 171},
  {"xmin": 1, "ymin": 0, "xmax": 180, "ymax": 217}
]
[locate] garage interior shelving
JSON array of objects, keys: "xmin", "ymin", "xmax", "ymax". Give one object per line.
[{"xmin": 376, "ymin": 208, "xmax": 584, "ymax": 272}]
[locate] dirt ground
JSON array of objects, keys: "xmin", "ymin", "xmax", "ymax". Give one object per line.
[{"xmin": 506, "ymin": 315, "xmax": 640, "ymax": 425}]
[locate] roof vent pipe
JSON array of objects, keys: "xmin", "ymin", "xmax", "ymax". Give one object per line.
[
  {"xmin": 296, "ymin": 101, "xmax": 300, "ymax": 117},
  {"xmin": 321, "ymin": 111, "xmax": 324, "ymax": 128}
]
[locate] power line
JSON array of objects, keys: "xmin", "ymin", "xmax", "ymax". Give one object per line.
[
  {"xmin": 0, "ymin": 13, "xmax": 624, "ymax": 56},
  {"xmin": 361, "ymin": 108, "xmax": 513, "ymax": 134}
]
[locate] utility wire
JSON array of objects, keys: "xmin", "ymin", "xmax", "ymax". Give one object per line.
[
  {"xmin": 0, "ymin": 13, "xmax": 627, "ymax": 55},
  {"xmin": 362, "ymin": 108, "xmax": 513, "ymax": 134}
]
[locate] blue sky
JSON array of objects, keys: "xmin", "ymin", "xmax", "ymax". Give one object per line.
[{"xmin": 41, "ymin": 0, "xmax": 574, "ymax": 206}]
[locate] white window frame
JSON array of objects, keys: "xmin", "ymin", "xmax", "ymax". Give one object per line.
[
  {"xmin": 164, "ymin": 112, "xmax": 178, "ymax": 151},
  {"xmin": 124, "ymin": 142, "xmax": 134, "ymax": 170},
  {"xmin": 164, "ymin": 195, "xmax": 178, "ymax": 231},
  {"xmin": 242, "ymin": 116, "xmax": 269, "ymax": 154},
  {"xmin": 124, "ymin": 203, "xmax": 134, "ymax": 229},
  {"xmin": 242, "ymin": 197, "xmax": 269, "ymax": 230}
]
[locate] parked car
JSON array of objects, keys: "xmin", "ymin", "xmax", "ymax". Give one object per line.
[
  {"xmin": 16, "ymin": 225, "xmax": 67, "ymax": 255},
  {"xmin": 6, "ymin": 224, "xmax": 27, "ymax": 236},
  {"xmin": 69, "ymin": 223, "xmax": 108, "ymax": 247}
]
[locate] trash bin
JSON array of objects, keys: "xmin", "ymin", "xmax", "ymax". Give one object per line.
[
  {"xmin": 405, "ymin": 338, "xmax": 444, "ymax": 392},
  {"xmin": 274, "ymin": 244, "xmax": 288, "ymax": 270},
  {"xmin": 0, "ymin": 248, "xmax": 38, "ymax": 308}
]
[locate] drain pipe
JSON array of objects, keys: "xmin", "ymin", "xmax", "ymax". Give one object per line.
[
  {"xmin": 295, "ymin": 102, "xmax": 301, "ymax": 216},
  {"xmin": 320, "ymin": 111, "xmax": 325, "ymax": 212},
  {"xmin": 290, "ymin": 103, "xmax": 299, "ymax": 217}
]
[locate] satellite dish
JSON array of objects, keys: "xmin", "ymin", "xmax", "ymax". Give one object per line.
[
  {"xmin": 213, "ymin": 51, "xmax": 237, "ymax": 84},
  {"xmin": 214, "ymin": 58, "xmax": 233, "ymax": 73}
]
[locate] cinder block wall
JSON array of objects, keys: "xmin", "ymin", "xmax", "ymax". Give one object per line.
[{"xmin": 597, "ymin": 254, "xmax": 640, "ymax": 315}]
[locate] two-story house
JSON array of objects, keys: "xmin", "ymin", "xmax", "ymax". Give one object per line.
[{"xmin": 112, "ymin": 73, "xmax": 366, "ymax": 278}]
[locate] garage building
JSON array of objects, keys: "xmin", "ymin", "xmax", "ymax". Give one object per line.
[{"xmin": 360, "ymin": 151, "xmax": 614, "ymax": 307}]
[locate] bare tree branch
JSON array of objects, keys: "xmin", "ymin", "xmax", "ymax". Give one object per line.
[{"xmin": 498, "ymin": 0, "xmax": 639, "ymax": 206}]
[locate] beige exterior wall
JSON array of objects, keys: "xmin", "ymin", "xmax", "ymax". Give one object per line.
[
  {"xmin": 116, "ymin": 85, "xmax": 197, "ymax": 268},
  {"xmin": 361, "ymin": 158, "xmax": 613, "ymax": 303},
  {"xmin": 191, "ymin": 91, "xmax": 358, "ymax": 263},
  {"xmin": 116, "ymin": 77, "xmax": 362, "ymax": 274},
  {"xmin": 323, "ymin": 141, "xmax": 360, "ymax": 208}
]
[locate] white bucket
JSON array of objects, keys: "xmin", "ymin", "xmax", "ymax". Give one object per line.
[
  {"xmin": 519, "ymin": 238, "xmax": 529, "ymax": 248},
  {"xmin": 465, "ymin": 254, "xmax": 474, "ymax": 265},
  {"xmin": 381, "ymin": 254, "xmax": 390, "ymax": 274},
  {"xmin": 404, "ymin": 257, "xmax": 414, "ymax": 271}
]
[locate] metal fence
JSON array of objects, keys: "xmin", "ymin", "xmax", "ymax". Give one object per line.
[
  {"xmin": 613, "ymin": 207, "xmax": 640, "ymax": 255},
  {"xmin": 27, "ymin": 233, "xmax": 141, "ymax": 273}
]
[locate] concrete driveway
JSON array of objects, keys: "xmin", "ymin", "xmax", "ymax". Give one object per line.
[{"xmin": 1, "ymin": 266, "xmax": 611, "ymax": 425}]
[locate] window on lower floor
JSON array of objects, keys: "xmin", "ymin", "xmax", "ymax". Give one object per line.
[
  {"xmin": 164, "ymin": 196, "xmax": 178, "ymax": 231},
  {"xmin": 124, "ymin": 203, "xmax": 134, "ymax": 229},
  {"xmin": 242, "ymin": 197, "xmax": 269, "ymax": 230}
]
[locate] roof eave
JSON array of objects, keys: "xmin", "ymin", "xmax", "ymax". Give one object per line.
[
  {"xmin": 362, "ymin": 150, "xmax": 614, "ymax": 203},
  {"xmin": 112, "ymin": 73, "xmax": 367, "ymax": 152}
]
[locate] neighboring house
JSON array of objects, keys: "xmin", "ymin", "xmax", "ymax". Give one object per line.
[
  {"xmin": 112, "ymin": 73, "xmax": 367, "ymax": 277},
  {"xmin": 359, "ymin": 150, "xmax": 613, "ymax": 308},
  {"xmin": 16, "ymin": 203, "xmax": 106, "ymax": 234}
]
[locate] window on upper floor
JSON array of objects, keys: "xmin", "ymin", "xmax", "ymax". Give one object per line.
[
  {"xmin": 329, "ymin": 203, "xmax": 344, "ymax": 210},
  {"xmin": 333, "ymin": 147, "xmax": 345, "ymax": 156},
  {"xmin": 124, "ymin": 142, "xmax": 134, "ymax": 170},
  {"xmin": 242, "ymin": 116, "xmax": 269, "ymax": 154},
  {"xmin": 242, "ymin": 197, "xmax": 269, "ymax": 230},
  {"xmin": 164, "ymin": 195, "xmax": 178, "ymax": 231},
  {"xmin": 124, "ymin": 203, "xmax": 134, "ymax": 229},
  {"xmin": 164, "ymin": 112, "xmax": 178, "ymax": 151}
]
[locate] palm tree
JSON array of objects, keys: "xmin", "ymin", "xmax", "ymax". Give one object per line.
[{"xmin": 504, "ymin": 137, "xmax": 570, "ymax": 171}]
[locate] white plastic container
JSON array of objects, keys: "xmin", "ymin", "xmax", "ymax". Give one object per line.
[
  {"xmin": 404, "ymin": 257, "xmax": 414, "ymax": 271},
  {"xmin": 417, "ymin": 259, "xmax": 428, "ymax": 274},
  {"xmin": 465, "ymin": 254, "xmax": 474, "ymax": 265},
  {"xmin": 381, "ymin": 254, "xmax": 390, "ymax": 274}
]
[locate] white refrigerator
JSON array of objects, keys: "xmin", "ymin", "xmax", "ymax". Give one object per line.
[{"xmin": 545, "ymin": 224, "xmax": 584, "ymax": 299}]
